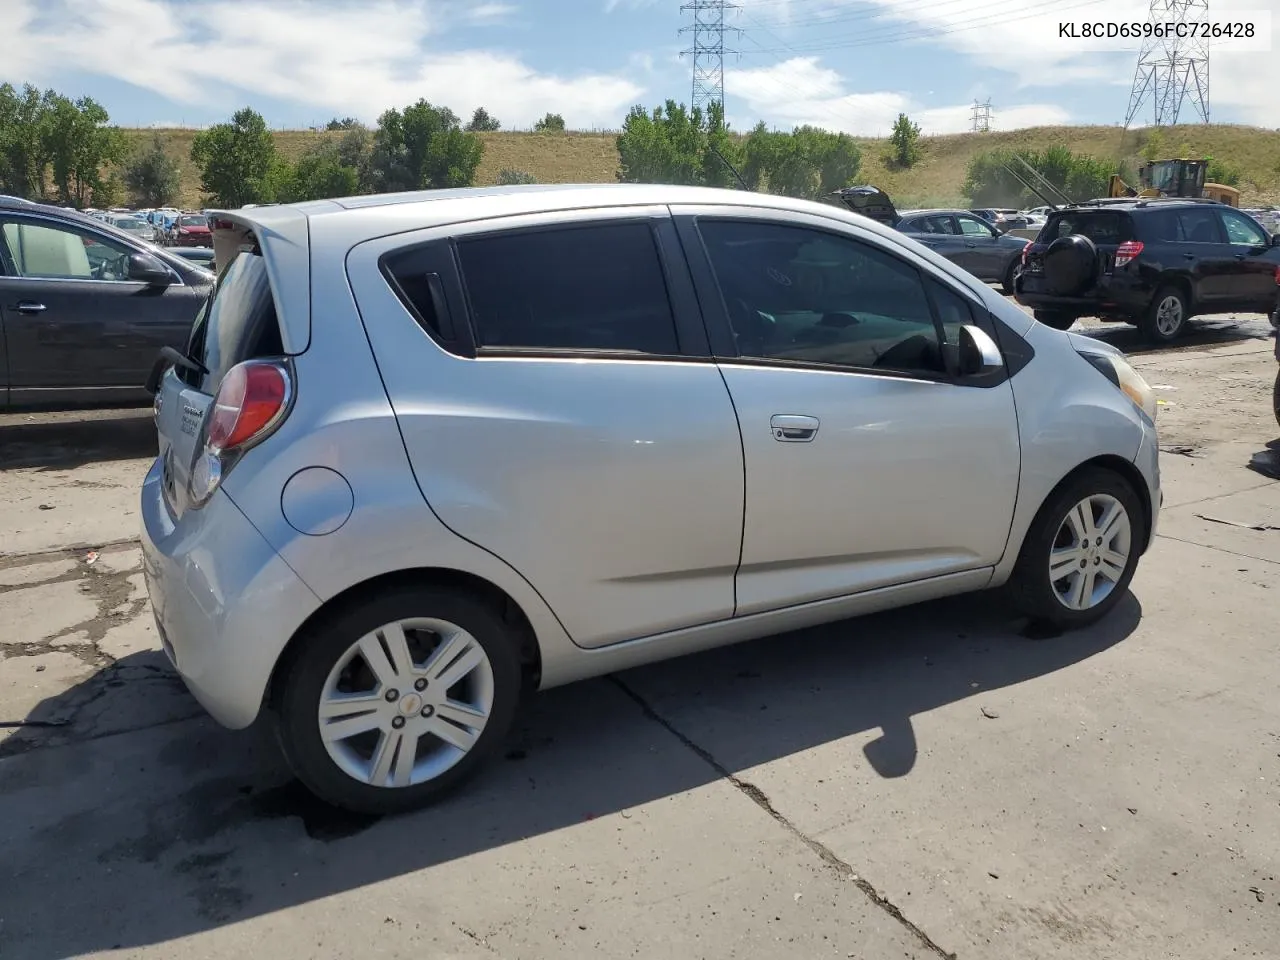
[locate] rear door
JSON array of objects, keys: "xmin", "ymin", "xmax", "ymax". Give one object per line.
[
  {"xmin": 347, "ymin": 208, "xmax": 746, "ymax": 649},
  {"xmin": 0, "ymin": 213, "xmax": 199, "ymax": 406},
  {"xmin": 1217, "ymin": 207, "xmax": 1279, "ymax": 311},
  {"xmin": 1172, "ymin": 207, "xmax": 1233, "ymax": 307},
  {"xmin": 955, "ymin": 213, "xmax": 1006, "ymax": 280}
]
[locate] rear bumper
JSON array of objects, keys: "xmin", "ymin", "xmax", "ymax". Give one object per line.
[
  {"xmin": 1015, "ymin": 273, "xmax": 1152, "ymax": 316},
  {"xmin": 140, "ymin": 459, "xmax": 322, "ymax": 729}
]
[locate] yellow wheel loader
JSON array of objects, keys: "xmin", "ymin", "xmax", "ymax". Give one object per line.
[{"xmin": 1108, "ymin": 159, "xmax": 1240, "ymax": 206}]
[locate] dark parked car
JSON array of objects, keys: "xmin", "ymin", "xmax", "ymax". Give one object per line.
[
  {"xmin": 0, "ymin": 198, "xmax": 213, "ymax": 410},
  {"xmin": 166, "ymin": 246, "xmax": 216, "ymax": 273},
  {"xmin": 972, "ymin": 208, "xmax": 1032, "ymax": 233},
  {"xmin": 1015, "ymin": 199, "xmax": 1280, "ymax": 342},
  {"xmin": 834, "ymin": 187, "xmax": 1029, "ymax": 292}
]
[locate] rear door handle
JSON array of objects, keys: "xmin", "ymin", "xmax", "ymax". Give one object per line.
[
  {"xmin": 14, "ymin": 301, "xmax": 46, "ymax": 314},
  {"xmin": 1183, "ymin": 253, "xmax": 1195, "ymax": 260},
  {"xmin": 771, "ymin": 414, "xmax": 819, "ymax": 442}
]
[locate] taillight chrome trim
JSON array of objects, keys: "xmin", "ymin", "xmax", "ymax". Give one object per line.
[{"xmin": 1114, "ymin": 240, "xmax": 1145, "ymax": 267}]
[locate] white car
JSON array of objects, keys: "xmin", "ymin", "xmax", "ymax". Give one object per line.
[{"xmin": 142, "ymin": 184, "xmax": 1162, "ymax": 813}]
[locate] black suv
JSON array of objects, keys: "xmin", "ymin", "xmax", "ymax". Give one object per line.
[{"xmin": 1015, "ymin": 199, "xmax": 1280, "ymax": 343}]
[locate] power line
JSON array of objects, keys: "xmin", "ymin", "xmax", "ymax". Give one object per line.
[
  {"xmin": 1124, "ymin": 0, "xmax": 1210, "ymax": 126},
  {"xmin": 679, "ymin": 1, "xmax": 739, "ymax": 112},
  {"xmin": 971, "ymin": 98, "xmax": 993, "ymax": 132}
]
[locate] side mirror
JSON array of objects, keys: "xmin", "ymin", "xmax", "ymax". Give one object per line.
[
  {"xmin": 1270, "ymin": 233, "xmax": 1280, "ymax": 247},
  {"xmin": 128, "ymin": 251, "xmax": 173, "ymax": 286},
  {"xmin": 957, "ymin": 324, "xmax": 1004, "ymax": 377}
]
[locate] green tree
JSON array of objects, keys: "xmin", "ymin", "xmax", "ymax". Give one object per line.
[
  {"xmin": 277, "ymin": 138, "xmax": 360, "ymax": 202},
  {"xmin": 616, "ymin": 100, "xmax": 741, "ymax": 187},
  {"xmin": 495, "ymin": 168, "xmax": 536, "ymax": 185},
  {"xmin": 1140, "ymin": 128, "xmax": 1166, "ymax": 162},
  {"xmin": 326, "ymin": 116, "xmax": 361, "ymax": 131},
  {"xmin": 466, "ymin": 107, "xmax": 501, "ymax": 132},
  {"xmin": 964, "ymin": 146, "xmax": 1112, "ymax": 207},
  {"xmin": 190, "ymin": 107, "xmax": 280, "ymax": 207},
  {"xmin": 742, "ymin": 123, "xmax": 861, "ymax": 199},
  {"xmin": 887, "ymin": 112, "xmax": 921, "ymax": 169},
  {"xmin": 534, "ymin": 112, "xmax": 566, "ymax": 133},
  {"xmin": 123, "ymin": 132, "xmax": 181, "ymax": 206},
  {"xmin": 40, "ymin": 93, "xmax": 124, "ymax": 208},
  {"xmin": 1205, "ymin": 157, "xmax": 1241, "ymax": 187},
  {"xmin": 0, "ymin": 83, "xmax": 50, "ymax": 198},
  {"xmin": 363, "ymin": 100, "xmax": 483, "ymax": 193}
]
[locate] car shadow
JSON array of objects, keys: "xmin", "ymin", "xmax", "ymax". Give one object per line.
[
  {"xmin": 1073, "ymin": 315, "xmax": 1273, "ymax": 355},
  {"xmin": 0, "ymin": 411, "xmax": 156, "ymax": 471},
  {"xmin": 1247, "ymin": 438, "xmax": 1280, "ymax": 480},
  {"xmin": 0, "ymin": 590, "xmax": 1141, "ymax": 957}
]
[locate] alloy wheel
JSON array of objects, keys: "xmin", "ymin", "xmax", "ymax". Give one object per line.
[
  {"xmin": 1048, "ymin": 494, "xmax": 1132, "ymax": 611},
  {"xmin": 1155, "ymin": 296, "xmax": 1183, "ymax": 337},
  {"xmin": 317, "ymin": 617, "xmax": 495, "ymax": 788}
]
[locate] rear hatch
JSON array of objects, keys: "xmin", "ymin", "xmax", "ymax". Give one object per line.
[
  {"xmin": 1023, "ymin": 208, "xmax": 1135, "ymax": 278},
  {"xmin": 832, "ymin": 185, "xmax": 900, "ymax": 227},
  {"xmin": 153, "ymin": 222, "xmax": 284, "ymax": 520}
]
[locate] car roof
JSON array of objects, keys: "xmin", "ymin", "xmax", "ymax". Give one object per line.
[
  {"xmin": 899, "ymin": 208, "xmax": 974, "ymax": 218},
  {"xmin": 212, "ymin": 183, "xmax": 1006, "ymax": 356},
  {"xmin": 1050, "ymin": 198, "xmax": 1225, "ymax": 214}
]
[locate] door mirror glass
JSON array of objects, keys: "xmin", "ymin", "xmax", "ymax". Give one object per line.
[
  {"xmin": 957, "ymin": 324, "xmax": 1003, "ymax": 376},
  {"xmin": 128, "ymin": 251, "xmax": 173, "ymax": 286}
]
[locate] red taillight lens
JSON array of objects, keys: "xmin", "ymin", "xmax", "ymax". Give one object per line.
[
  {"xmin": 1114, "ymin": 240, "xmax": 1144, "ymax": 267},
  {"xmin": 1274, "ymin": 266, "xmax": 1280, "ymax": 285},
  {"xmin": 1021, "ymin": 245, "xmax": 1030, "ymax": 265},
  {"xmin": 206, "ymin": 361, "xmax": 289, "ymax": 454}
]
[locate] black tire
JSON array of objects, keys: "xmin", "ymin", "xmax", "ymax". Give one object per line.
[
  {"xmin": 1001, "ymin": 259, "xmax": 1018, "ymax": 296},
  {"xmin": 1139, "ymin": 285, "xmax": 1188, "ymax": 343},
  {"xmin": 1006, "ymin": 467, "xmax": 1146, "ymax": 630},
  {"xmin": 1273, "ymin": 370, "xmax": 1280, "ymax": 431},
  {"xmin": 274, "ymin": 584, "xmax": 523, "ymax": 815},
  {"xmin": 1042, "ymin": 234, "xmax": 1098, "ymax": 296},
  {"xmin": 1033, "ymin": 310, "xmax": 1075, "ymax": 330}
]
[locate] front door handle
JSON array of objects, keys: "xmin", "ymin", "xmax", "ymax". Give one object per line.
[
  {"xmin": 964, "ymin": 241, "xmax": 977, "ymax": 247},
  {"xmin": 14, "ymin": 301, "xmax": 46, "ymax": 314},
  {"xmin": 771, "ymin": 414, "xmax": 819, "ymax": 442}
]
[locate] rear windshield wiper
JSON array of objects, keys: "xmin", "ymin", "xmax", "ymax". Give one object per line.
[{"xmin": 145, "ymin": 346, "xmax": 209, "ymax": 396}]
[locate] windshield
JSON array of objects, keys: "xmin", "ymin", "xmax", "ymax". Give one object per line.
[
  {"xmin": 179, "ymin": 215, "xmax": 208, "ymax": 227},
  {"xmin": 117, "ymin": 218, "xmax": 145, "ymax": 229}
]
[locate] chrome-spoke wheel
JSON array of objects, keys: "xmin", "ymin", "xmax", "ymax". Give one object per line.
[
  {"xmin": 1048, "ymin": 493, "xmax": 1132, "ymax": 611},
  {"xmin": 318, "ymin": 617, "xmax": 495, "ymax": 789},
  {"xmin": 1155, "ymin": 295, "xmax": 1183, "ymax": 337}
]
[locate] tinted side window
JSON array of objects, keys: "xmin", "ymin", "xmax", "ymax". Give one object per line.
[
  {"xmin": 457, "ymin": 222, "xmax": 679, "ymax": 355},
  {"xmin": 698, "ymin": 219, "xmax": 947, "ymax": 376},
  {"xmin": 1046, "ymin": 212, "xmax": 1132, "ymax": 244},
  {"xmin": 1220, "ymin": 209, "xmax": 1268, "ymax": 246},
  {"xmin": 0, "ymin": 219, "xmax": 133, "ymax": 281},
  {"xmin": 382, "ymin": 247, "xmax": 455, "ymax": 343},
  {"xmin": 1139, "ymin": 209, "xmax": 1180, "ymax": 243},
  {"xmin": 1177, "ymin": 209, "xmax": 1222, "ymax": 244},
  {"xmin": 957, "ymin": 216, "xmax": 992, "ymax": 237}
]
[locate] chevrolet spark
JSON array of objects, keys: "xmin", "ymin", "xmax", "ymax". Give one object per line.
[{"xmin": 142, "ymin": 184, "xmax": 1161, "ymax": 814}]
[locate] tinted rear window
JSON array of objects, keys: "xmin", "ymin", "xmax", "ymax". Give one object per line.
[
  {"xmin": 456, "ymin": 222, "xmax": 680, "ymax": 355},
  {"xmin": 182, "ymin": 250, "xmax": 282, "ymax": 391},
  {"xmin": 1043, "ymin": 211, "xmax": 1132, "ymax": 244}
]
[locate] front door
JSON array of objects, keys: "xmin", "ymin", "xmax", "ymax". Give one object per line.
[
  {"xmin": 0, "ymin": 215, "xmax": 195, "ymax": 406},
  {"xmin": 1217, "ymin": 208, "xmax": 1280, "ymax": 312},
  {"xmin": 679, "ymin": 210, "xmax": 1021, "ymax": 615},
  {"xmin": 954, "ymin": 213, "xmax": 1005, "ymax": 281},
  {"xmin": 348, "ymin": 210, "xmax": 746, "ymax": 649}
]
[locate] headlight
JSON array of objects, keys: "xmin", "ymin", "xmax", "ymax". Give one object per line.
[{"xmin": 1081, "ymin": 352, "xmax": 1157, "ymax": 422}]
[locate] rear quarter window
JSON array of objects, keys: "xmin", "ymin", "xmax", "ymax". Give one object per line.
[{"xmin": 1044, "ymin": 212, "xmax": 1133, "ymax": 244}]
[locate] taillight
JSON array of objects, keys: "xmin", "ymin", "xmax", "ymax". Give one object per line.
[
  {"xmin": 190, "ymin": 360, "xmax": 291, "ymax": 506},
  {"xmin": 1274, "ymin": 266, "xmax": 1280, "ymax": 285},
  {"xmin": 1021, "ymin": 245, "xmax": 1030, "ymax": 265},
  {"xmin": 1114, "ymin": 240, "xmax": 1144, "ymax": 267}
]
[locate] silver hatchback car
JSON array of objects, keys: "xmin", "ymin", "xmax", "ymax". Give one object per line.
[{"xmin": 142, "ymin": 184, "xmax": 1161, "ymax": 814}]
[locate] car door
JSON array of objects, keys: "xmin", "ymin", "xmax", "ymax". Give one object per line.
[
  {"xmin": 903, "ymin": 215, "xmax": 964, "ymax": 261},
  {"xmin": 1173, "ymin": 207, "xmax": 1233, "ymax": 307},
  {"xmin": 0, "ymin": 213, "xmax": 198, "ymax": 406},
  {"xmin": 347, "ymin": 208, "xmax": 746, "ymax": 649},
  {"xmin": 675, "ymin": 208, "xmax": 1021, "ymax": 615},
  {"xmin": 955, "ymin": 213, "xmax": 1006, "ymax": 280},
  {"xmin": 1217, "ymin": 207, "xmax": 1279, "ymax": 312}
]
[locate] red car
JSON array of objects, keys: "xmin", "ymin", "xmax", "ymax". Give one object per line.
[{"xmin": 169, "ymin": 214, "xmax": 212, "ymax": 247}]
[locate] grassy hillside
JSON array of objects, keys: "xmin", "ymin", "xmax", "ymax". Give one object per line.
[{"xmin": 119, "ymin": 123, "xmax": 1280, "ymax": 210}]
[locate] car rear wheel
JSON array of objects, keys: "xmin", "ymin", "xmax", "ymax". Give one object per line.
[
  {"xmin": 1139, "ymin": 286, "xmax": 1188, "ymax": 343},
  {"xmin": 1001, "ymin": 259, "xmax": 1019, "ymax": 295},
  {"xmin": 1007, "ymin": 467, "xmax": 1146, "ymax": 629},
  {"xmin": 1033, "ymin": 310, "xmax": 1075, "ymax": 330},
  {"xmin": 275, "ymin": 585, "xmax": 523, "ymax": 814}
]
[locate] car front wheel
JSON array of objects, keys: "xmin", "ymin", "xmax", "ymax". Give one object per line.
[
  {"xmin": 1007, "ymin": 467, "xmax": 1146, "ymax": 629},
  {"xmin": 275, "ymin": 585, "xmax": 523, "ymax": 814}
]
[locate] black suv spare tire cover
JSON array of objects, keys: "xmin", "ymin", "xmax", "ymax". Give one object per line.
[{"xmin": 1042, "ymin": 234, "xmax": 1099, "ymax": 296}]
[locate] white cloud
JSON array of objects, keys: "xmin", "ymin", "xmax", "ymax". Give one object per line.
[
  {"xmin": 0, "ymin": 0, "xmax": 644, "ymax": 129},
  {"xmin": 730, "ymin": 57, "xmax": 1070, "ymax": 136}
]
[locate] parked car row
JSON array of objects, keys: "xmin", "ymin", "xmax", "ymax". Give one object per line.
[{"xmin": 86, "ymin": 206, "xmax": 214, "ymax": 247}]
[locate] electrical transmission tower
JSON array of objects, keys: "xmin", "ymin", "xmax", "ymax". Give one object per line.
[
  {"xmin": 1123, "ymin": 0, "xmax": 1210, "ymax": 127},
  {"xmin": 970, "ymin": 99, "xmax": 993, "ymax": 133},
  {"xmin": 679, "ymin": 1, "xmax": 738, "ymax": 111}
]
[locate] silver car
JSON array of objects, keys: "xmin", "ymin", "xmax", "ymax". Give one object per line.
[{"xmin": 142, "ymin": 184, "xmax": 1161, "ymax": 814}]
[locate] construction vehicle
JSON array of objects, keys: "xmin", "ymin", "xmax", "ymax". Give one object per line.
[{"xmin": 1108, "ymin": 159, "xmax": 1240, "ymax": 206}]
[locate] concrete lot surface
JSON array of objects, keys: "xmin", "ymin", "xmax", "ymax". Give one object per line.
[{"xmin": 1, "ymin": 313, "xmax": 1278, "ymax": 959}]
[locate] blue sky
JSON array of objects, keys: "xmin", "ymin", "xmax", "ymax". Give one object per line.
[{"xmin": 1, "ymin": 0, "xmax": 1272, "ymax": 136}]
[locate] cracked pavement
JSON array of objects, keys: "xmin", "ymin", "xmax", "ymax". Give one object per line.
[{"xmin": 1, "ymin": 315, "xmax": 1279, "ymax": 960}]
